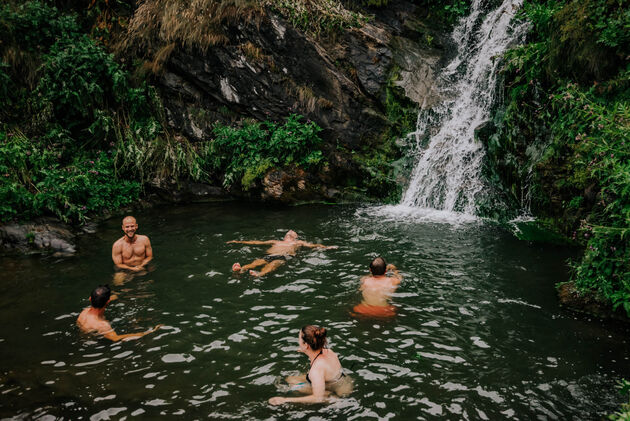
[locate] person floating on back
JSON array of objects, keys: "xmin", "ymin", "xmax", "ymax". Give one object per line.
[
  {"xmin": 112, "ymin": 216, "xmax": 153, "ymax": 285},
  {"xmin": 76, "ymin": 285, "xmax": 161, "ymax": 342},
  {"xmin": 353, "ymin": 256, "xmax": 402, "ymax": 318},
  {"xmin": 269, "ymin": 325, "xmax": 352, "ymax": 405},
  {"xmin": 228, "ymin": 230, "xmax": 337, "ymax": 277}
]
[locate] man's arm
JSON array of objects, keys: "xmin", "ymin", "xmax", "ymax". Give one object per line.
[
  {"xmin": 138, "ymin": 236, "xmax": 153, "ymax": 268},
  {"xmin": 387, "ymin": 264, "xmax": 402, "ymax": 283},
  {"xmin": 102, "ymin": 324, "xmax": 162, "ymax": 342},
  {"xmin": 299, "ymin": 241, "xmax": 338, "ymax": 249},
  {"xmin": 226, "ymin": 240, "xmax": 276, "ymax": 245}
]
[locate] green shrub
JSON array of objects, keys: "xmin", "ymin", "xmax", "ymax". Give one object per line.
[
  {"xmin": 206, "ymin": 114, "xmax": 323, "ymax": 190},
  {"xmin": 415, "ymin": 0, "xmax": 471, "ymax": 26},
  {"xmin": 0, "ymin": 131, "xmax": 140, "ymax": 223},
  {"xmin": 609, "ymin": 379, "xmax": 630, "ymax": 421},
  {"xmin": 488, "ymin": 0, "xmax": 630, "ymax": 314},
  {"xmin": 114, "ymin": 130, "xmax": 206, "ymax": 185},
  {"xmin": 0, "ymin": 1, "xmax": 80, "ymax": 52},
  {"xmin": 36, "ymin": 35, "xmax": 127, "ymax": 133}
]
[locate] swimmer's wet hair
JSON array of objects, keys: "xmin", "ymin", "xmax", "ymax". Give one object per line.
[
  {"xmin": 90, "ymin": 285, "xmax": 111, "ymax": 309},
  {"xmin": 301, "ymin": 325, "xmax": 328, "ymax": 351},
  {"xmin": 370, "ymin": 256, "xmax": 387, "ymax": 276}
]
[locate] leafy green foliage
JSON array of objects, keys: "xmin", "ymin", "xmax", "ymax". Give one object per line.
[
  {"xmin": 415, "ymin": 0, "xmax": 471, "ymax": 26},
  {"xmin": 205, "ymin": 114, "xmax": 323, "ymax": 190},
  {"xmin": 0, "ymin": 132, "xmax": 140, "ymax": 223},
  {"xmin": 0, "ymin": 1, "xmax": 80, "ymax": 52},
  {"xmin": 609, "ymin": 379, "xmax": 630, "ymax": 421},
  {"xmin": 0, "ymin": 1, "xmax": 171, "ymax": 223},
  {"xmin": 37, "ymin": 36, "xmax": 124, "ymax": 127},
  {"xmin": 351, "ymin": 147, "xmax": 402, "ymax": 201},
  {"xmin": 114, "ymin": 130, "xmax": 206, "ymax": 186},
  {"xmin": 487, "ymin": 0, "xmax": 630, "ymax": 314},
  {"xmin": 35, "ymin": 34, "xmax": 156, "ymax": 146}
]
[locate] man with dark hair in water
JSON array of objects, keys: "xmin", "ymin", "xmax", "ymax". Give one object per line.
[
  {"xmin": 77, "ymin": 285, "xmax": 161, "ymax": 342},
  {"xmin": 353, "ymin": 256, "xmax": 402, "ymax": 318},
  {"xmin": 369, "ymin": 256, "xmax": 388, "ymax": 276},
  {"xmin": 228, "ymin": 230, "xmax": 337, "ymax": 277}
]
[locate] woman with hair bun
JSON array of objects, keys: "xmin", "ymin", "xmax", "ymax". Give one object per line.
[{"xmin": 269, "ymin": 325, "xmax": 352, "ymax": 405}]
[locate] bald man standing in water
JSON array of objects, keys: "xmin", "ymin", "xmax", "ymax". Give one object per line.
[{"xmin": 112, "ymin": 216, "xmax": 153, "ymax": 272}]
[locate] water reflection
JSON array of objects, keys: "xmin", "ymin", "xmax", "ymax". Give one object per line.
[{"xmin": 0, "ymin": 203, "xmax": 629, "ymax": 419}]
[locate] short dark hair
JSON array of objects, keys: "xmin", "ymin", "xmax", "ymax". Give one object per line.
[
  {"xmin": 90, "ymin": 285, "xmax": 111, "ymax": 308},
  {"xmin": 370, "ymin": 256, "xmax": 387, "ymax": 276}
]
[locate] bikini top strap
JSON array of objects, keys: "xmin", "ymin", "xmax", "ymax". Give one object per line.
[{"xmin": 310, "ymin": 349, "xmax": 324, "ymax": 367}]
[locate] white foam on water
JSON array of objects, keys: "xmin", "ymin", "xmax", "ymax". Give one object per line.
[{"xmin": 356, "ymin": 204, "xmax": 479, "ymax": 225}]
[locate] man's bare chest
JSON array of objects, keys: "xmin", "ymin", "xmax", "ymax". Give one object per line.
[{"xmin": 121, "ymin": 241, "xmax": 145, "ymax": 258}]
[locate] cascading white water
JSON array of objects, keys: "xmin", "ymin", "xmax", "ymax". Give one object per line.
[{"xmin": 401, "ymin": 0, "xmax": 528, "ymax": 215}]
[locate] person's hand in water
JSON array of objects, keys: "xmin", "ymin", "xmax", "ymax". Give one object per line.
[
  {"xmin": 386, "ymin": 264, "xmax": 397, "ymax": 272},
  {"xmin": 269, "ymin": 397, "xmax": 287, "ymax": 405},
  {"xmin": 151, "ymin": 324, "xmax": 163, "ymax": 333}
]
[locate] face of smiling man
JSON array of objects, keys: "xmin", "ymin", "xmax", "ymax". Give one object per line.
[{"xmin": 122, "ymin": 216, "xmax": 138, "ymax": 240}]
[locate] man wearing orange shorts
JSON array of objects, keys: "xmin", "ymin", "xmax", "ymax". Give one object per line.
[{"xmin": 353, "ymin": 257, "xmax": 402, "ymax": 318}]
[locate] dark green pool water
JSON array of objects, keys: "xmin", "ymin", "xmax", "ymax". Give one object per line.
[{"xmin": 1, "ymin": 203, "xmax": 629, "ymax": 420}]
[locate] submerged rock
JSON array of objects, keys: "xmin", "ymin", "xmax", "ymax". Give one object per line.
[{"xmin": 0, "ymin": 220, "xmax": 76, "ymax": 255}]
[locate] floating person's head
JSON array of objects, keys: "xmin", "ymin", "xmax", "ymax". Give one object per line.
[
  {"xmin": 90, "ymin": 285, "xmax": 111, "ymax": 309},
  {"xmin": 369, "ymin": 256, "xmax": 387, "ymax": 276},
  {"xmin": 121, "ymin": 216, "xmax": 138, "ymax": 238},
  {"xmin": 284, "ymin": 230, "xmax": 298, "ymax": 241},
  {"xmin": 299, "ymin": 325, "xmax": 328, "ymax": 352}
]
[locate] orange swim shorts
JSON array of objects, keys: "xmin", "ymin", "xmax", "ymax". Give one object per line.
[{"xmin": 352, "ymin": 303, "xmax": 397, "ymax": 318}]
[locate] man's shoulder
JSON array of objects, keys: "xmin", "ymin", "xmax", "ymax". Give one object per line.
[
  {"xmin": 112, "ymin": 237, "xmax": 125, "ymax": 248},
  {"xmin": 137, "ymin": 234, "xmax": 151, "ymax": 243},
  {"xmin": 79, "ymin": 314, "xmax": 112, "ymax": 334},
  {"xmin": 77, "ymin": 307, "xmax": 89, "ymax": 323}
]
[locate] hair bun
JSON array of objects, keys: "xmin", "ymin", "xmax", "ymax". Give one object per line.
[{"xmin": 315, "ymin": 327, "xmax": 327, "ymax": 337}]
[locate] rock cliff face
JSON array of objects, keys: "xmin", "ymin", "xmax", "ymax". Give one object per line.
[
  {"xmin": 143, "ymin": 1, "xmax": 445, "ymax": 200},
  {"xmin": 159, "ymin": 3, "xmax": 442, "ymax": 146}
]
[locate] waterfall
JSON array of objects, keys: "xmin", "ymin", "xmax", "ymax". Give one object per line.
[{"xmin": 401, "ymin": 0, "xmax": 528, "ymax": 215}]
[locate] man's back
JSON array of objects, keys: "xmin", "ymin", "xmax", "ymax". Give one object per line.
[
  {"xmin": 360, "ymin": 275, "xmax": 400, "ymax": 307},
  {"xmin": 77, "ymin": 308, "xmax": 113, "ymax": 335}
]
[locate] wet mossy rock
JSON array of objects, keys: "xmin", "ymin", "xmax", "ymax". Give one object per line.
[{"xmin": 125, "ymin": 0, "xmax": 444, "ymax": 161}]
